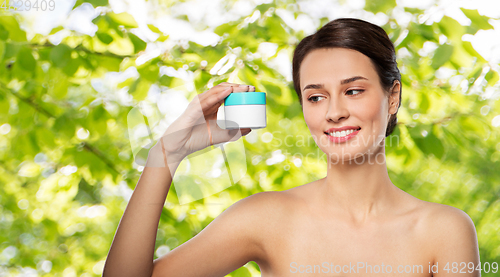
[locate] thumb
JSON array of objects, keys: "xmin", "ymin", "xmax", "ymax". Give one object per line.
[
  {"xmin": 240, "ymin": 128, "xmax": 252, "ymax": 136},
  {"xmin": 225, "ymin": 128, "xmax": 252, "ymax": 142},
  {"xmin": 210, "ymin": 127, "xmax": 250, "ymax": 145}
]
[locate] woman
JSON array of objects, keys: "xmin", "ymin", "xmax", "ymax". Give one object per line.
[{"xmin": 103, "ymin": 18, "xmax": 480, "ymax": 277}]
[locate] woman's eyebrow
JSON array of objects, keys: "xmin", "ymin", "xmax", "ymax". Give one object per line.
[
  {"xmin": 303, "ymin": 76, "xmax": 369, "ymax": 92},
  {"xmin": 341, "ymin": 76, "xmax": 368, "ymax": 84},
  {"xmin": 303, "ymin": 84, "xmax": 324, "ymax": 91}
]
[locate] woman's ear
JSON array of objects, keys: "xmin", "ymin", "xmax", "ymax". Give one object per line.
[{"xmin": 388, "ymin": 80, "xmax": 401, "ymax": 115}]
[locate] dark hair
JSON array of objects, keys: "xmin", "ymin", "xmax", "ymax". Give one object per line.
[{"xmin": 292, "ymin": 18, "xmax": 402, "ymax": 137}]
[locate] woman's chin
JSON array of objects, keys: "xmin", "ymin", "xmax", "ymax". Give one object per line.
[{"xmin": 322, "ymin": 148, "xmax": 367, "ymax": 163}]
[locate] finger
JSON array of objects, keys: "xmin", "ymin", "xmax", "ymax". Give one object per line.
[
  {"xmin": 196, "ymin": 84, "xmax": 255, "ymax": 121},
  {"xmin": 202, "ymin": 86, "xmax": 233, "ymax": 112},
  {"xmin": 200, "ymin": 83, "xmax": 254, "ymax": 101},
  {"xmin": 241, "ymin": 128, "xmax": 252, "ymax": 136},
  {"xmin": 183, "ymin": 87, "xmax": 232, "ymax": 124},
  {"xmin": 231, "ymin": 85, "xmax": 254, "ymax": 93},
  {"xmin": 198, "ymin": 83, "xmax": 239, "ymax": 103},
  {"xmin": 222, "ymin": 128, "xmax": 253, "ymax": 143},
  {"xmin": 212, "ymin": 127, "xmax": 243, "ymax": 145},
  {"xmin": 200, "ymin": 85, "xmax": 252, "ymax": 108},
  {"xmin": 203, "ymin": 99, "xmax": 224, "ymax": 119},
  {"xmin": 217, "ymin": 82, "xmax": 241, "ymax": 87},
  {"xmin": 216, "ymin": 82, "xmax": 255, "ymax": 92},
  {"xmin": 209, "ymin": 85, "xmax": 252, "ymax": 112}
]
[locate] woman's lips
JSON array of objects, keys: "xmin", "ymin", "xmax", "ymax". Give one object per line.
[{"xmin": 325, "ymin": 128, "xmax": 361, "ymax": 143}]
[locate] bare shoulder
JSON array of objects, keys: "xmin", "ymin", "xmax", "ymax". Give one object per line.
[
  {"xmin": 216, "ymin": 190, "xmax": 297, "ymax": 236},
  {"xmin": 412, "ymin": 201, "xmax": 480, "ymax": 268},
  {"xmin": 419, "ymin": 201, "xmax": 475, "ymax": 228},
  {"xmin": 415, "ymin": 200, "xmax": 478, "ymax": 244},
  {"xmin": 390, "ymin": 195, "xmax": 479, "ymax": 266},
  {"xmin": 227, "ymin": 187, "xmax": 308, "ymax": 236},
  {"xmin": 234, "ymin": 189, "xmax": 293, "ymax": 206},
  {"xmin": 230, "ymin": 189, "xmax": 299, "ymax": 220}
]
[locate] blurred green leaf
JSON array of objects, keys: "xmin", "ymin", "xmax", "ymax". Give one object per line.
[
  {"xmin": 284, "ymin": 101, "xmax": 302, "ymax": 119},
  {"xmin": 460, "ymin": 8, "xmax": 494, "ymax": 32},
  {"xmin": 0, "ymin": 92, "xmax": 9, "ymax": 114},
  {"xmin": 419, "ymin": 93, "xmax": 430, "ymax": 113},
  {"xmin": 459, "ymin": 115, "xmax": 489, "ymax": 140},
  {"xmin": 0, "ymin": 15, "xmax": 27, "ymax": 42},
  {"xmin": 232, "ymin": 266, "xmax": 252, "ymax": 277},
  {"xmin": 412, "ymin": 128, "xmax": 445, "ymax": 159},
  {"xmin": 137, "ymin": 62, "xmax": 159, "ymax": 82},
  {"xmin": 485, "ymin": 70, "xmax": 499, "ymax": 86},
  {"xmin": 256, "ymin": 3, "xmax": 273, "ymax": 13},
  {"xmin": 73, "ymin": 0, "xmax": 108, "ymax": 9},
  {"xmin": 89, "ymin": 105, "xmax": 109, "ymax": 135},
  {"xmin": 50, "ymin": 44, "xmax": 72, "ymax": 68},
  {"xmin": 36, "ymin": 127, "xmax": 56, "ymax": 149},
  {"xmin": 129, "ymin": 78, "xmax": 151, "ymax": 101},
  {"xmin": 0, "ymin": 24, "xmax": 8, "ymax": 40},
  {"xmin": 4, "ymin": 41, "xmax": 19, "ymax": 59},
  {"xmin": 92, "ymin": 55, "xmax": 122, "ymax": 72},
  {"xmin": 16, "ymin": 47, "xmax": 36, "ymax": 71},
  {"xmin": 365, "ymin": 0, "xmax": 396, "ymax": 14},
  {"xmin": 74, "ymin": 178, "xmax": 102, "ymax": 204},
  {"xmin": 108, "ymin": 12, "xmax": 139, "ymax": 28},
  {"xmin": 147, "ymin": 24, "xmax": 169, "ymax": 41},
  {"xmin": 63, "ymin": 56, "xmax": 82, "ymax": 76},
  {"xmin": 128, "ymin": 33, "xmax": 147, "ymax": 53},
  {"xmin": 462, "ymin": 41, "xmax": 486, "ymax": 63},
  {"xmin": 97, "ymin": 32, "xmax": 114, "ymax": 44},
  {"xmin": 265, "ymin": 16, "xmax": 289, "ymax": 44},
  {"xmin": 49, "ymin": 26, "xmax": 64, "ymax": 35},
  {"xmin": 0, "ymin": 40, "xmax": 4, "ymax": 62},
  {"xmin": 431, "ymin": 43, "xmax": 453, "ymax": 70},
  {"xmin": 438, "ymin": 16, "xmax": 465, "ymax": 42},
  {"xmin": 147, "ymin": 24, "xmax": 162, "ymax": 34},
  {"xmin": 54, "ymin": 114, "xmax": 75, "ymax": 139},
  {"xmin": 214, "ymin": 22, "xmax": 238, "ymax": 36}
]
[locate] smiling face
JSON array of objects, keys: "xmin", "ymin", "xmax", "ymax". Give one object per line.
[{"xmin": 300, "ymin": 48, "xmax": 400, "ymax": 163}]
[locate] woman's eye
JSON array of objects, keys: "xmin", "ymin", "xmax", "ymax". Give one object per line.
[
  {"xmin": 346, "ymin": 89, "xmax": 364, "ymax": 96},
  {"xmin": 307, "ymin": 90, "xmax": 363, "ymax": 103},
  {"xmin": 307, "ymin": 96, "xmax": 325, "ymax": 103}
]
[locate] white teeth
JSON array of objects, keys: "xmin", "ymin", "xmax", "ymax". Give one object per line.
[{"xmin": 328, "ymin": 129, "xmax": 359, "ymax": 137}]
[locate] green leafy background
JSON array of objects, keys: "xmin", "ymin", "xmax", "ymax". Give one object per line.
[{"xmin": 0, "ymin": 0, "xmax": 499, "ymax": 276}]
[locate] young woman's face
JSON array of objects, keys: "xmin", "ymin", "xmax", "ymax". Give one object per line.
[{"xmin": 299, "ymin": 48, "xmax": 399, "ymax": 163}]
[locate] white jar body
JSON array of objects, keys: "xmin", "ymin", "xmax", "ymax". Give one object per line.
[{"xmin": 224, "ymin": 104, "xmax": 266, "ymax": 129}]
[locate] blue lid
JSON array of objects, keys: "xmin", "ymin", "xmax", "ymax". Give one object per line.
[{"xmin": 224, "ymin": 92, "xmax": 266, "ymax": 106}]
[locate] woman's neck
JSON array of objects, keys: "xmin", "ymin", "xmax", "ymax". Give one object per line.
[{"xmin": 319, "ymin": 147, "xmax": 399, "ymax": 224}]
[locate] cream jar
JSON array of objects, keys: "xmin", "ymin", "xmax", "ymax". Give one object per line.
[{"xmin": 224, "ymin": 91, "xmax": 266, "ymax": 129}]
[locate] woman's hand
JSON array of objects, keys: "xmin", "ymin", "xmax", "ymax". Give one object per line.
[{"xmin": 149, "ymin": 82, "xmax": 256, "ymax": 166}]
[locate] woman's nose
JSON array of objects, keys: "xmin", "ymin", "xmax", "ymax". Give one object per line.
[{"xmin": 325, "ymin": 97, "xmax": 349, "ymax": 123}]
